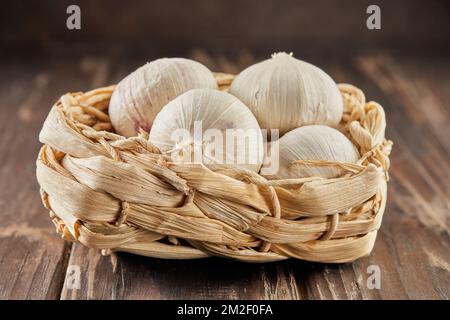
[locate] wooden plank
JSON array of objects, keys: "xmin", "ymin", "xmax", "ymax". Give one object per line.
[
  {"xmin": 0, "ymin": 55, "xmax": 115, "ymax": 299},
  {"xmin": 0, "ymin": 61, "xmax": 73, "ymax": 299},
  {"xmin": 347, "ymin": 51, "xmax": 449, "ymax": 299},
  {"xmin": 61, "ymin": 245, "xmax": 304, "ymax": 300}
]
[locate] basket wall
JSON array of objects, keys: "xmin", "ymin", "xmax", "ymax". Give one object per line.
[{"xmin": 36, "ymin": 73, "xmax": 392, "ymax": 263}]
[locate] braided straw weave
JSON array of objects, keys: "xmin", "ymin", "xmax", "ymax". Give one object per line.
[{"xmin": 36, "ymin": 73, "xmax": 393, "ymax": 263}]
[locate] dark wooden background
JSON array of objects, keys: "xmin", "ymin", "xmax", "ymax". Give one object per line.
[
  {"xmin": 2, "ymin": 0, "xmax": 450, "ymax": 54},
  {"xmin": 0, "ymin": 0, "xmax": 449, "ymax": 300}
]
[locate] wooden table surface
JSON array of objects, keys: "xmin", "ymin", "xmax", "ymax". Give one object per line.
[{"xmin": 0, "ymin": 50, "xmax": 449, "ymax": 300}]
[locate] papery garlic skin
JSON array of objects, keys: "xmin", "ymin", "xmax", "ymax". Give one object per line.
[
  {"xmin": 230, "ymin": 52, "xmax": 343, "ymax": 136},
  {"xmin": 109, "ymin": 58, "xmax": 218, "ymax": 137},
  {"xmin": 261, "ymin": 125, "xmax": 359, "ymax": 179},
  {"xmin": 149, "ymin": 89, "xmax": 264, "ymax": 172}
]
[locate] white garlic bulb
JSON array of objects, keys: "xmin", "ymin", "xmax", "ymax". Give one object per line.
[
  {"xmin": 261, "ymin": 125, "xmax": 359, "ymax": 179},
  {"xmin": 109, "ymin": 58, "xmax": 217, "ymax": 137},
  {"xmin": 230, "ymin": 52, "xmax": 343, "ymax": 136},
  {"xmin": 149, "ymin": 88, "xmax": 264, "ymax": 172}
]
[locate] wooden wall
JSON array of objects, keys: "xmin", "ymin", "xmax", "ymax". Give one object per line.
[{"xmin": 1, "ymin": 0, "xmax": 449, "ymax": 55}]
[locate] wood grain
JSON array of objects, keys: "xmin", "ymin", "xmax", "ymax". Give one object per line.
[
  {"xmin": 1, "ymin": 50, "xmax": 448, "ymax": 299},
  {"xmin": 0, "ymin": 61, "xmax": 71, "ymax": 299},
  {"xmin": 0, "ymin": 56, "xmax": 113, "ymax": 299}
]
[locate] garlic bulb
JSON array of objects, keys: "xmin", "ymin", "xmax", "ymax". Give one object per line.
[
  {"xmin": 261, "ymin": 125, "xmax": 359, "ymax": 179},
  {"xmin": 230, "ymin": 52, "xmax": 343, "ymax": 136},
  {"xmin": 109, "ymin": 58, "xmax": 217, "ymax": 137},
  {"xmin": 149, "ymin": 88, "xmax": 264, "ymax": 172}
]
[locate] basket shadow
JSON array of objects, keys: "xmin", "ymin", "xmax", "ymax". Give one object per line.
[{"xmin": 112, "ymin": 251, "xmax": 347, "ymax": 299}]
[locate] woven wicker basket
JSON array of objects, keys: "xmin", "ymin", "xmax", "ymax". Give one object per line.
[{"xmin": 36, "ymin": 72, "xmax": 392, "ymax": 263}]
